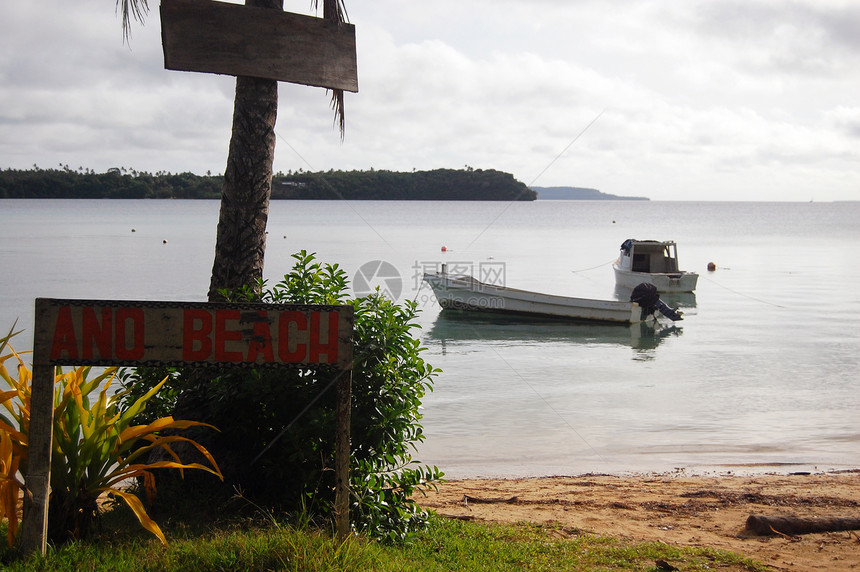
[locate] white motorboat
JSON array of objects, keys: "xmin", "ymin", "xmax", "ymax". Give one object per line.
[
  {"xmin": 613, "ymin": 239, "xmax": 698, "ymax": 293},
  {"xmin": 423, "ymin": 268, "xmax": 682, "ymax": 324}
]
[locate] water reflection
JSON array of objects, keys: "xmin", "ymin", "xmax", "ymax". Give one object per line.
[{"xmin": 423, "ymin": 310, "xmax": 682, "ymax": 353}]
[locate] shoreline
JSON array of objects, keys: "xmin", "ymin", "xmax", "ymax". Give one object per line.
[
  {"xmin": 428, "ymin": 463, "xmax": 860, "ymax": 482},
  {"xmin": 418, "ymin": 470, "xmax": 860, "ymax": 571}
]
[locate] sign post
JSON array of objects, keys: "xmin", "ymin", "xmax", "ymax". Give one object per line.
[
  {"xmin": 334, "ymin": 368, "xmax": 352, "ymax": 540},
  {"xmin": 21, "ymin": 298, "xmax": 354, "ymax": 554},
  {"xmin": 160, "ymin": 0, "xmax": 358, "ymax": 91},
  {"xmin": 16, "ymin": 363, "xmax": 53, "ymax": 555}
]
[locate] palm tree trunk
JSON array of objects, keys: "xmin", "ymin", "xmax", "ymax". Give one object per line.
[{"xmin": 207, "ymin": 0, "xmax": 284, "ymax": 301}]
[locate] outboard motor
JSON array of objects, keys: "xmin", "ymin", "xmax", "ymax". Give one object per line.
[{"xmin": 630, "ymin": 283, "xmax": 683, "ymax": 322}]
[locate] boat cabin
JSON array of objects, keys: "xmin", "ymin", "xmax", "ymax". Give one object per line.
[{"xmin": 619, "ymin": 239, "xmax": 680, "ymax": 274}]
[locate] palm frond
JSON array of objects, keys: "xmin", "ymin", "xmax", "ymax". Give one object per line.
[
  {"xmin": 117, "ymin": 0, "xmax": 150, "ymax": 43},
  {"xmin": 313, "ymin": 0, "xmax": 349, "ymax": 138},
  {"xmin": 330, "ymin": 89, "xmax": 346, "ymax": 140}
]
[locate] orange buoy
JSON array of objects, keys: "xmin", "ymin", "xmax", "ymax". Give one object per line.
[{"xmin": 441, "ymin": 246, "xmax": 447, "ymax": 252}]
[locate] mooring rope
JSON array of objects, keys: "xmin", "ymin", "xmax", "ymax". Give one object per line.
[
  {"xmin": 570, "ymin": 259, "xmax": 616, "ymax": 273},
  {"xmin": 701, "ymin": 275, "xmax": 787, "ymax": 309}
]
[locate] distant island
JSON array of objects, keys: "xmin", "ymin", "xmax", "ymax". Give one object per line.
[
  {"xmin": 273, "ymin": 168, "xmax": 535, "ymax": 201},
  {"xmin": 1, "ymin": 167, "xmax": 644, "ymax": 201},
  {"xmin": 0, "ymin": 166, "xmax": 535, "ymax": 201},
  {"xmin": 532, "ymin": 186, "xmax": 649, "ymax": 201}
]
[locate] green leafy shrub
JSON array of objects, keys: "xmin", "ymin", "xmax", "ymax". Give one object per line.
[{"xmin": 118, "ymin": 251, "xmax": 443, "ymax": 541}]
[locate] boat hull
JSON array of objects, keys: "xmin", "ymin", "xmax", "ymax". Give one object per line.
[
  {"xmin": 613, "ymin": 264, "xmax": 699, "ymax": 293},
  {"xmin": 424, "ymin": 273, "xmax": 644, "ymax": 324}
]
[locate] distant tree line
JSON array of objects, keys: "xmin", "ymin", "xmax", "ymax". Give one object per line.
[
  {"xmin": 0, "ymin": 165, "xmax": 222, "ymax": 199},
  {"xmin": 272, "ymin": 168, "xmax": 536, "ymax": 200},
  {"xmin": 0, "ymin": 165, "xmax": 536, "ymax": 201}
]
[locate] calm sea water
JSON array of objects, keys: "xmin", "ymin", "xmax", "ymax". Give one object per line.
[{"xmin": 1, "ymin": 199, "xmax": 858, "ymax": 477}]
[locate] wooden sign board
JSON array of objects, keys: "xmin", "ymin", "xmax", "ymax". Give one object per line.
[
  {"xmin": 21, "ymin": 297, "xmax": 354, "ymax": 555},
  {"xmin": 160, "ymin": 0, "xmax": 358, "ymax": 92},
  {"xmin": 33, "ymin": 298, "xmax": 353, "ymax": 369}
]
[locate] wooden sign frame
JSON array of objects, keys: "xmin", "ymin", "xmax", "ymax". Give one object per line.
[
  {"xmin": 20, "ymin": 298, "xmax": 354, "ymax": 553},
  {"xmin": 160, "ymin": 0, "xmax": 359, "ymax": 91}
]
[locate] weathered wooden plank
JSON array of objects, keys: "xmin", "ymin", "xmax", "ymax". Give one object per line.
[
  {"xmin": 160, "ymin": 0, "xmax": 358, "ymax": 92},
  {"xmin": 34, "ymin": 298, "xmax": 354, "ymax": 368},
  {"xmin": 334, "ymin": 369, "xmax": 352, "ymax": 540},
  {"xmin": 18, "ymin": 359, "xmax": 55, "ymax": 555}
]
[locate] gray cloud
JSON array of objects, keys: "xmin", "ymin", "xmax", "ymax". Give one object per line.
[{"xmin": 0, "ymin": 0, "xmax": 857, "ymax": 200}]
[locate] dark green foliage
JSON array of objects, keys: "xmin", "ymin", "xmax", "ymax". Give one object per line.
[
  {"xmin": 0, "ymin": 165, "xmax": 535, "ymax": 200},
  {"xmin": 0, "ymin": 166, "xmax": 222, "ymax": 199},
  {"xmin": 116, "ymin": 251, "xmax": 443, "ymax": 542},
  {"xmin": 272, "ymin": 168, "xmax": 536, "ymax": 200}
]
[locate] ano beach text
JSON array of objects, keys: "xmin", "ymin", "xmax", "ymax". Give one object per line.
[{"xmin": 33, "ymin": 299, "xmax": 353, "ymax": 369}]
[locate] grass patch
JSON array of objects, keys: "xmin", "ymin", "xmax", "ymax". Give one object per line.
[
  {"xmin": 402, "ymin": 519, "xmax": 767, "ymax": 571},
  {"xmin": 1, "ymin": 513, "xmax": 768, "ymax": 571}
]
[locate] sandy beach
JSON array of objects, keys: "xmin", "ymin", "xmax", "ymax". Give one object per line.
[{"xmin": 418, "ymin": 471, "xmax": 860, "ymax": 571}]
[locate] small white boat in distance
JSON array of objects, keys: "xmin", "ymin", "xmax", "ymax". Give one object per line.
[
  {"xmin": 423, "ymin": 267, "xmax": 683, "ymax": 324},
  {"xmin": 613, "ymin": 239, "xmax": 698, "ymax": 293}
]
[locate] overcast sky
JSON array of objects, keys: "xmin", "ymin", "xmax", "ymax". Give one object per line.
[{"xmin": 2, "ymin": 0, "xmax": 858, "ymax": 201}]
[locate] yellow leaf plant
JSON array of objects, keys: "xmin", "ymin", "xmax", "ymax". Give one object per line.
[{"xmin": 0, "ymin": 328, "xmax": 222, "ymax": 547}]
